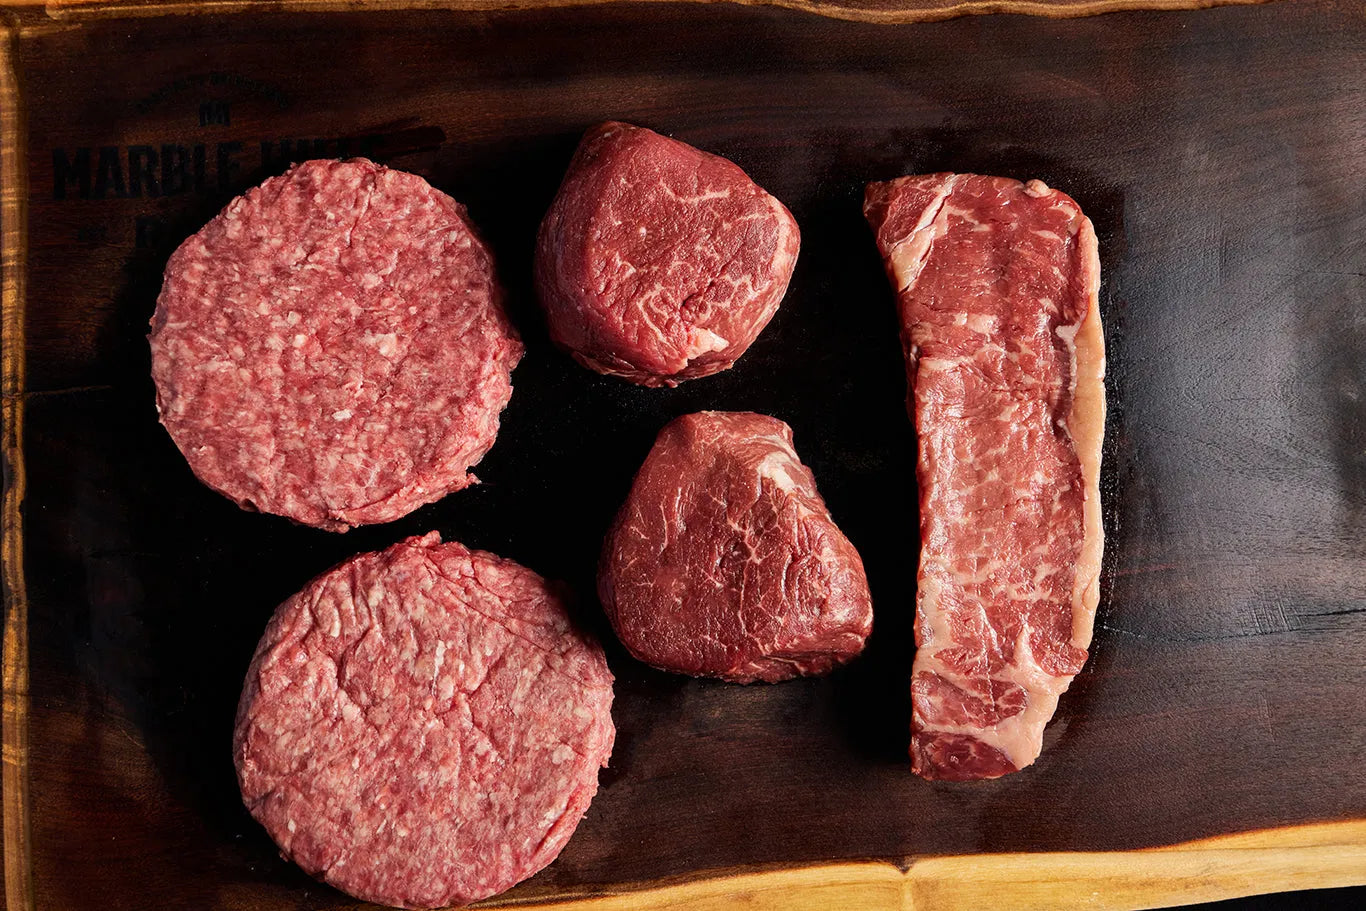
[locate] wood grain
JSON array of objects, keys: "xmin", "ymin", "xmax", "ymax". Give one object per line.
[
  {"xmin": 0, "ymin": 0, "xmax": 1280, "ymax": 27},
  {"xmin": 1, "ymin": 15, "xmax": 35, "ymax": 911},
  {"xmin": 485, "ymin": 821, "xmax": 1366, "ymax": 910},
  {"xmin": 2, "ymin": 1, "xmax": 1365, "ymax": 910}
]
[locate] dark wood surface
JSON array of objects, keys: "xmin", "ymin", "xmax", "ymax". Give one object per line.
[{"xmin": 4, "ymin": 1, "xmax": 1365, "ymax": 908}]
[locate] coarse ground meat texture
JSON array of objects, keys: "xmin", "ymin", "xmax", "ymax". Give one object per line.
[
  {"xmin": 233, "ymin": 532, "xmax": 615, "ymax": 909},
  {"xmin": 599, "ymin": 411, "xmax": 872, "ymax": 683},
  {"xmin": 864, "ymin": 173, "xmax": 1106, "ymax": 781},
  {"xmin": 150, "ymin": 158, "xmax": 523, "ymax": 532},
  {"xmin": 535, "ymin": 122, "xmax": 800, "ymax": 387}
]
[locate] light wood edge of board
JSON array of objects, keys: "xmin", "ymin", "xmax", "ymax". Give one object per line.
[
  {"xmin": 485, "ymin": 820, "xmax": 1366, "ymax": 911},
  {"xmin": 1, "ymin": 14, "xmax": 35, "ymax": 911},
  {"xmin": 0, "ymin": 0, "xmax": 1280, "ymax": 28}
]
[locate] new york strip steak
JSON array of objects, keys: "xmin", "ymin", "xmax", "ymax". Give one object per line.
[{"xmin": 865, "ymin": 173, "xmax": 1106, "ymax": 781}]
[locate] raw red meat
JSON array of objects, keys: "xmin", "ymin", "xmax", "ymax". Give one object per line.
[
  {"xmin": 535, "ymin": 122, "xmax": 799, "ymax": 387},
  {"xmin": 233, "ymin": 532, "xmax": 615, "ymax": 909},
  {"xmin": 149, "ymin": 158, "xmax": 523, "ymax": 532},
  {"xmin": 599, "ymin": 411, "xmax": 872, "ymax": 683},
  {"xmin": 865, "ymin": 173, "xmax": 1106, "ymax": 781}
]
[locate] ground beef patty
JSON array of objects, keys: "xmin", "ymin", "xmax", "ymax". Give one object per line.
[
  {"xmin": 535, "ymin": 122, "xmax": 799, "ymax": 386},
  {"xmin": 150, "ymin": 159, "xmax": 522, "ymax": 531},
  {"xmin": 234, "ymin": 532, "xmax": 615, "ymax": 909}
]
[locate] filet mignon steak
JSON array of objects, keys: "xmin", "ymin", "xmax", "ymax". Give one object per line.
[
  {"xmin": 865, "ymin": 173, "xmax": 1106, "ymax": 781},
  {"xmin": 150, "ymin": 158, "xmax": 523, "ymax": 532},
  {"xmin": 233, "ymin": 532, "xmax": 615, "ymax": 909},
  {"xmin": 535, "ymin": 122, "xmax": 799, "ymax": 387},
  {"xmin": 599, "ymin": 411, "xmax": 872, "ymax": 683}
]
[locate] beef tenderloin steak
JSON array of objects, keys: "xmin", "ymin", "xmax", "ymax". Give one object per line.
[
  {"xmin": 599, "ymin": 411, "xmax": 872, "ymax": 683},
  {"xmin": 150, "ymin": 158, "xmax": 523, "ymax": 531},
  {"xmin": 233, "ymin": 532, "xmax": 615, "ymax": 909},
  {"xmin": 535, "ymin": 122, "xmax": 799, "ymax": 387}
]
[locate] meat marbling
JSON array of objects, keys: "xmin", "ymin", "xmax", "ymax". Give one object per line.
[
  {"xmin": 864, "ymin": 173, "xmax": 1106, "ymax": 781},
  {"xmin": 599, "ymin": 411, "xmax": 872, "ymax": 683},
  {"xmin": 535, "ymin": 122, "xmax": 799, "ymax": 387}
]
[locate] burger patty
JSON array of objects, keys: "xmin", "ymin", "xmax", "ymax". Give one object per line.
[
  {"xmin": 150, "ymin": 158, "xmax": 523, "ymax": 531},
  {"xmin": 233, "ymin": 532, "xmax": 615, "ymax": 909}
]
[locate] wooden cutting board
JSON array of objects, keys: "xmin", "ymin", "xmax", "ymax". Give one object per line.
[{"xmin": 3, "ymin": 1, "xmax": 1364, "ymax": 909}]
